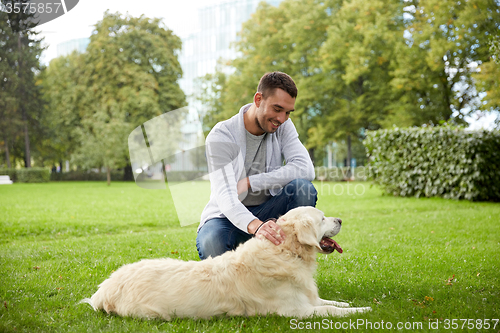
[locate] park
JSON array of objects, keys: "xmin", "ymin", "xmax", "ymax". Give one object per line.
[
  {"xmin": 1, "ymin": 180, "xmax": 499, "ymax": 331},
  {"xmin": 1, "ymin": 0, "xmax": 500, "ymax": 331}
]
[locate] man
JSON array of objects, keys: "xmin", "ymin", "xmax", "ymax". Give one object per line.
[{"xmin": 196, "ymin": 72, "xmax": 317, "ymax": 260}]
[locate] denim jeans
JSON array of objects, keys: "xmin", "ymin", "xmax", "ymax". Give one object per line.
[{"xmin": 196, "ymin": 179, "xmax": 317, "ymax": 260}]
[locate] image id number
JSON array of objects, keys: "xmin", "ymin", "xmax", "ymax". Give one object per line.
[
  {"xmin": 443, "ymin": 319, "xmax": 499, "ymax": 330},
  {"xmin": 4, "ymin": 2, "xmax": 62, "ymax": 14}
]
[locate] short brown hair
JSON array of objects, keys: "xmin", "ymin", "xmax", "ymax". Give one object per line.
[{"xmin": 257, "ymin": 72, "xmax": 297, "ymax": 99}]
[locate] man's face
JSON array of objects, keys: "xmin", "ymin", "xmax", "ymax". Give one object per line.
[{"xmin": 254, "ymin": 88, "xmax": 295, "ymax": 135}]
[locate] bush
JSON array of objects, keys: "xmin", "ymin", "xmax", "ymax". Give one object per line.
[
  {"xmin": 314, "ymin": 167, "xmax": 368, "ymax": 181},
  {"xmin": 50, "ymin": 170, "xmax": 125, "ymax": 181},
  {"xmin": 0, "ymin": 168, "xmax": 17, "ymax": 182},
  {"xmin": 165, "ymin": 171, "xmax": 207, "ymax": 182},
  {"xmin": 364, "ymin": 126, "xmax": 500, "ymax": 201},
  {"xmin": 16, "ymin": 168, "xmax": 50, "ymax": 183}
]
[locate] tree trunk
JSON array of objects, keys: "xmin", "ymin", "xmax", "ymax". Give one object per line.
[
  {"xmin": 123, "ymin": 163, "xmax": 133, "ymax": 181},
  {"xmin": 106, "ymin": 166, "xmax": 111, "ymax": 186},
  {"xmin": 308, "ymin": 148, "xmax": 315, "ymax": 166},
  {"xmin": 346, "ymin": 133, "xmax": 352, "ymax": 180},
  {"xmin": 4, "ymin": 136, "xmax": 11, "ymax": 168},
  {"xmin": 18, "ymin": 32, "xmax": 31, "ymax": 168}
]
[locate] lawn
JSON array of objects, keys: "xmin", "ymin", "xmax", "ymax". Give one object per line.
[{"xmin": 0, "ymin": 181, "xmax": 499, "ymax": 332}]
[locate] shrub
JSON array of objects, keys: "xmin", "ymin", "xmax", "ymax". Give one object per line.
[
  {"xmin": 50, "ymin": 170, "xmax": 125, "ymax": 181},
  {"xmin": 314, "ymin": 167, "xmax": 368, "ymax": 181},
  {"xmin": 16, "ymin": 168, "xmax": 50, "ymax": 183},
  {"xmin": 364, "ymin": 126, "xmax": 500, "ymax": 201},
  {"xmin": 165, "ymin": 171, "xmax": 207, "ymax": 182},
  {"xmin": 0, "ymin": 168, "xmax": 17, "ymax": 182}
]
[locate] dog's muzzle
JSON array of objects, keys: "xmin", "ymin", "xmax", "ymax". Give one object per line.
[{"xmin": 319, "ymin": 218, "xmax": 343, "ymax": 254}]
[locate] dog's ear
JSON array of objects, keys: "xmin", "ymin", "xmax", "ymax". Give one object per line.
[{"xmin": 295, "ymin": 216, "xmax": 321, "ymax": 251}]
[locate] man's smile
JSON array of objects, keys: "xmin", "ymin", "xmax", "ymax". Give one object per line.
[{"xmin": 270, "ymin": 120, "xmax": 281, "ymax": 128}]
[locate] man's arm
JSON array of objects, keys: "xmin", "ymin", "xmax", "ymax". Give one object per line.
[
  {"xmin": 248, "ymin": 120, "xmax": 314, "ymax": 192},
  {"xmin": 206, "ymin": 140, "xmax": 256, "ymax": 232}
]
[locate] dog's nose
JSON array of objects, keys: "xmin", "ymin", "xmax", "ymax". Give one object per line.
[{"xmin": 336, "ymin": 218, "xmax": 342, "ymax": 225}]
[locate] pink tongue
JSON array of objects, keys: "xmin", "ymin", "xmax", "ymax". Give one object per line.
[
  {"xmin": 320, "ymin": 237, "xmax": 343, "ymax": 253},
  {"xmin": 331, "ymin": 239, "xmax": 343, "ymax": 253}
]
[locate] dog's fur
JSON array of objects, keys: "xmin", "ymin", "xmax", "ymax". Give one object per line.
[{"xmin": 81, "ymin": 207, "xmax": 371, "ymax": 319}]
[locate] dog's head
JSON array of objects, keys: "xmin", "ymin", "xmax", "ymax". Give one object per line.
[{"xmin": 278, "ymin": 207, "xmax": 343, "ymax": 254}]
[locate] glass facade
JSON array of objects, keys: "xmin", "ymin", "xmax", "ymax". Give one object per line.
[
  {"xmin": 172, "ymin": 0, "xmax": 283, "ymax": 171},
  {"xmin": 56, "ymin": 38, "xmax": 90, "ymax": 57},
  {"xmin": 179, "ymin": 0, "xmax": 283, "ymax": 106}
]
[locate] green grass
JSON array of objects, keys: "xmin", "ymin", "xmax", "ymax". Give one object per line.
[{"xmin": 0, "ymin": 181, "xmax": 499, "ymax": 332}]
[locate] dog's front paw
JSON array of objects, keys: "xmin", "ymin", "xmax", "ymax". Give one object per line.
[{"xmin": 336, "ymin": 301, "xmax": 350, "ymax": 308}]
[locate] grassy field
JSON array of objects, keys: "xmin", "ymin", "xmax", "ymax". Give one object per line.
[{"xmin": 0, "ymin": 181, "xmax": 499, "ymax": 332}]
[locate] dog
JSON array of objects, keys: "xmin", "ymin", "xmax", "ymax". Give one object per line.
[{"xmin": 81, "ymin": 206, "xmax": 371, "ymax": 319}]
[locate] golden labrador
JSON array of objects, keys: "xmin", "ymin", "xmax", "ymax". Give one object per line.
[{"xmin": 81, "ymin": 206, "xmax": 371, "ymax": 319}]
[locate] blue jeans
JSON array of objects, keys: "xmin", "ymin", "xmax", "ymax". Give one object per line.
[{"xmin": 196, "ymin": 179, "xmax": 317, "ymax": 260}]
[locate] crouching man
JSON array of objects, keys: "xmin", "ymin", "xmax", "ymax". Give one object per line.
[{"xmin": 196, "ymin": 71, "xmax": 317, "ymax": 260}]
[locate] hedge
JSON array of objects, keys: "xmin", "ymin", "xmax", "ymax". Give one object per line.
[
  {"xmin": 50, "ymin": 170, "xmax": 125, "ymax": 181},
  {"xmin": 364, "ymin": 126, "xmax": 500, "ymax": 201},
  {"xmin": 16, "ymin": 168, "xmax": 50, "ymax": 183},
  {"xmin": 165, "ymin": 171, "xmax": 207, "ymax": 182},
  {"xmin": 0, "ymin": 168, "xmax": 17, "ymax": 182},
  {"xmin": 314, "ymin": 167, "xmax": 368, "ymax": 181}
]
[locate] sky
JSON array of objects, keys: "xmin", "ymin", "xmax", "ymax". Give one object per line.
[
  {"xmin": 34, "ymin": 0, "xmax": 497, "ymax": 130},
  {"xmin": 36, "ymin": 0, "xmax": 218, "ymax": 64}
]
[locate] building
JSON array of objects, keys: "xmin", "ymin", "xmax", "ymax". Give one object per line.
[
  {"xmin": 179, "ymin": 0, "xmax": 282, "ymax": 100},
  {"xmin": 56, "ymin": 37, "xmax": 90, "ymax": 57},
  {"xmin": 173, "ymin": 0, "xmax": 283, "ymax": 171}
]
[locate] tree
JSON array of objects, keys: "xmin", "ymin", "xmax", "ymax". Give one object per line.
[
  {"xmin": 390, "ymin": 0, "xmax": 500, "ymax": 126},
  {"xmin": 38, "ymin": 52, "xmax": 86, "ymax": 169},
  {"xmin": 474, "ymin": 35, "xmax": 500, "ymax": 128},
  {"xmin": 197, "ymin": 0, "xmax": 500, "ymax": 170},
  {"xmin": 195, "ymin": 64, "xmax": 228, "ymax": 135},
  {"xmin": 0, "ymin": 10, "xmax": 20, "ymax": 168},
  {"xmin": 73, "ymin": 12, "xmax": 186, "ymax": 185},
  {"xmin": 316, "ymin": 0, "xmax": 405, "ymax": 173},
  {"xmin": 0, "ymin": 1, "xmax": 45, "ymax": 168},
  {"xmin": 200, "ymin": 0, "xmax": 333, "ymax": 159}
]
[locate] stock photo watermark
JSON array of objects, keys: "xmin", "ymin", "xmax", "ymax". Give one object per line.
[
  {"xmin": 290, "ymin": 318, "xmax": 500, "ymax": 331},
  {"xmin": 1, "ymin": 0, "xmax": 79, "ymax": 27}
]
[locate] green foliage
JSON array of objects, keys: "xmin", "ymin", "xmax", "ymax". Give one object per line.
[
  {"xmin": 195, "ymin": 67, "xmax": 228, "ymax": 134},
  {"xmin": 38, "ymin": 12, "xmax": 186, "ymax": 184},
  {"xmin": 165, "ymin": 171, "xmax": 207, "ymax": 182},
  {"xmin": 0, "ymin": 2, "xmax": 45, "ymax": 168},
  {"xmin": 198, "ymin": 0, "xmax": 500, "ymax": 159},
  {"xmin": 364, "ymin": 126, "xmax": 500, "ymax": 201},
  {"xmin": 16, "ymin": 167, "xmax": 50, "ymax": 183},
  {"xmin": 390, "ymin": 0, "xmax": 500, "ymax": 126},
  {"xmin": 0, "ymin": 168, "xmax": 17, "ymax": 182},
  {"xmin": 315, "ymin": 167, "xmax": 368, "ymax": 181},
  {"xmin": 474, "ymin": 35, "xmax": 500, "ymax": 126},
  {"xmin": 38, "ymin": 52, "xmax": 85, "ymax": 165},
  {"xmin": 73, "ymin": 12, "xmax": 185, "ymax": 175},
  {"xmin": 50, "ymin": 170, "xmax": 125, "ymax": 181}
]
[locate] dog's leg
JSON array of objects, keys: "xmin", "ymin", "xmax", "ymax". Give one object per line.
[
  {"xmin": 299, "ymin": 305, "xmax": 372, "ymax": 318},
  {"xmin": 318, "ymin": 298, "xmax": 350, "ymax": 308}
]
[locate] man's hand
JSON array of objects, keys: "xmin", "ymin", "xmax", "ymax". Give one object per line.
[
  {"xmin": 247, "ymin": 218, "xmax": 286, "ymax": 245},
  {"xmin": 237, "ymin": 177, "xmax": 250, "ymax": 195}
]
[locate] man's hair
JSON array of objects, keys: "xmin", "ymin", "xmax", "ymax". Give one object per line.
[{"xmin": 257, "ymin": 72, "xmax": 298, "ymax": 99}]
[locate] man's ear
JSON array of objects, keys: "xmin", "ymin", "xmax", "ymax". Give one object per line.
[
  {"xmin": 295, "ymin": 217, "xmax": 321, "ymax": 251},
  {"xmin": 254, "ymin": 92, "xmax": 262, "ymax": 108}
]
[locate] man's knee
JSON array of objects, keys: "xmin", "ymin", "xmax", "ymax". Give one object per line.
[
  {"xmin": 196, "ymin": 227, "xmax": 226, "ymax": 260},
  {"xmin": 285, "ymin": 179, "xmax": 317, "ymax": 206}
]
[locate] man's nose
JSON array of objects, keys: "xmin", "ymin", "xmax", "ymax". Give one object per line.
[{"xmin": 276, "ymin": 112, "xmax": 288, "ymax": 124}]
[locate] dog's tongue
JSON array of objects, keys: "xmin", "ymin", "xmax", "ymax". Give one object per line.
[{"xmin": 320, "ymin": 237, "xmax": 343, "ymax": 254}]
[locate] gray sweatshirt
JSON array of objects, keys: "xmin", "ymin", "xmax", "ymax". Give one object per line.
[{"xmin": 198, "ymin": 103, "xmax": 315, "ymax": 233}]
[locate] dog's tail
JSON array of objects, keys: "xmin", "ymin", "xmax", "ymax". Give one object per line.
[{"xmin": 78, "ymin": 298, "xmax": 98, "ymax": 311}]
